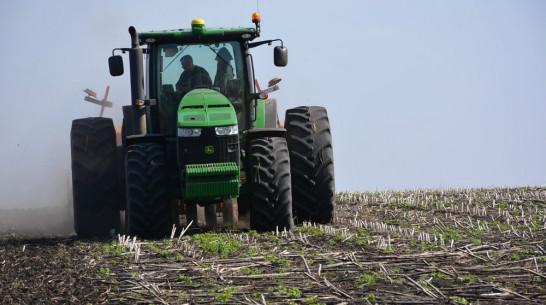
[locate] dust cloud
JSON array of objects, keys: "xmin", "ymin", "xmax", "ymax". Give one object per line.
[
  {"xmin": 0, "ymin": 207, "xmax": 74, "ymax": 236},
  {"xmin": 0, "ymin": 130, "xmax": 75, "ymax": 236},
  {"xmin": 0, "ymin": 168, "xmax": 75, "ymax": 236}
]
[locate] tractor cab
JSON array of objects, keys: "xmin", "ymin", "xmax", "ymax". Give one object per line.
[
  {"xmin": 156, "ymin": 40, "xmax": 247, "ymax": 135},
  {"xmin": 109, "ymin": 14, "xmax": 288, "ymax": 137}
]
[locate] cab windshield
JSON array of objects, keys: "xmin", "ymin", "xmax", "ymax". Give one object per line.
[{"xmin": 156, "ymin": 41, "xmax": 246, "ymax": 134}]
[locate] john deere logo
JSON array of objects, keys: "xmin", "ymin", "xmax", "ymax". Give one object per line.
[{"xmin": 205, "ymin": 145, "xmax": 214, "ymax": 154}]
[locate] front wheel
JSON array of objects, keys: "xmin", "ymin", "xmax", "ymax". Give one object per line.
[
  {"xmin": 248, "ymin": 136, "xmax": 293, "ymax": 231},
  {"xmin": 125, "ymin": 143, "xmax": 171, "ymax": 238}
]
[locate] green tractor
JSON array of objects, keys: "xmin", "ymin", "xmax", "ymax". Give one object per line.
[{"xmin": 70, "ymin": 13, "xmax": 335, "ymax": 238}]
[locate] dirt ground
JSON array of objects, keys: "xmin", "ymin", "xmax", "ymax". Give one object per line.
[{"xmin": 1, "ymin": 186, "xmax": 545, "ymax": 304}]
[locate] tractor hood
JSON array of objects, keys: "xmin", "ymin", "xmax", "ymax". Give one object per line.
[{"xmin": 177, "ymin": 89, "xmax": 237, "ymax": 128}]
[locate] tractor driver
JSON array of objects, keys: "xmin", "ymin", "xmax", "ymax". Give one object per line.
[
  {"xmin": 213, "ymin": 47, "xmax": 234, "ymax": 95},
  {"xmin": 175, "ymin": 55, "xmax": 212, "ymax": 99}
]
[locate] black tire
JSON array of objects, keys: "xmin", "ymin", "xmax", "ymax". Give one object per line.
[
  {"xmin": 71, "ymin": 117, "xmax": 120, "ymax": 238},
  {"xmin": 285, "ymin": 106, "xmax": 335, "ymax": 224},
  {"xmin": 125, "ymin": 143, "xmax": 171, "ymax": 238},
  {"xmin": 248, "ymin": 137, "xmax": 294, "ymax": 231}
]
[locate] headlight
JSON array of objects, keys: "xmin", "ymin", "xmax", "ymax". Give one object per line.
[
  {"xmin": 215, "ymin": 125, "xmax": 238, "ymax": 136},
  {"xmin": 178, "ymin": 128, "xmax": 202, "ymax": 137}
]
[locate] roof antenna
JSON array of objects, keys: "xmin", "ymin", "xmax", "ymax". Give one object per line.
[{"xmin": 256, "ymin": 0, "xmax": 260, "ymax": 13}]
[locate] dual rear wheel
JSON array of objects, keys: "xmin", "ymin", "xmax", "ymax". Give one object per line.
[{"xmin": 285, "ymin": 106, "xmax": 335, "ymax": 224}]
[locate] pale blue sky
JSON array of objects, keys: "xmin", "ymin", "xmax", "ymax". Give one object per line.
[{"xmin": 1, "ymin": 0, "xmax": 545, "ymax": 208}]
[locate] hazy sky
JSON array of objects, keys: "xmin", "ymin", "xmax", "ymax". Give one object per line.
[{"xmin": 1, "ymin": 0, "xmax": 545, "ymax": 209}]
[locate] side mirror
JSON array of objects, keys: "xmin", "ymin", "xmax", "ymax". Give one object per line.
[
  {"xmin": 108, "ymin": 55, "xmax": 124, "ymax": 76},
  {"xmin": 274, "ymin": 46, "xmax": 288, "ymax": 67}
]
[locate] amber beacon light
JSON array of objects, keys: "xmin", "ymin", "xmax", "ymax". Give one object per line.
[
  {"xmin": 252, "ymin": 12, "xmax": 261, "ymax": 23},
  {"xmin": 252, "ymin": 12, "xmax": 261, "ymax": 36}
]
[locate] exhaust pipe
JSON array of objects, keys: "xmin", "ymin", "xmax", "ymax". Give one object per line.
[
  {"xmin": 128, "ymin": 26, "xmax": 146, "ymax": 135},
  {"xmin": 129, "ymin": 26, "xmax": 139, "ymax": 48}
]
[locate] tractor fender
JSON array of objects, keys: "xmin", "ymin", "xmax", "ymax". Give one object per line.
[
  {"xmin": 125, "ymin": 134, "xmax": 165, "ymax": 147},
  {"xmin": 243, "ymin": 128, "xmax": 286, "ymax": 153}
]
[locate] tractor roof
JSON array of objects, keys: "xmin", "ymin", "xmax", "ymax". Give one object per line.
[{"xmin": 138, "ymin": 20, "xmax": 258, "ymax": 45}]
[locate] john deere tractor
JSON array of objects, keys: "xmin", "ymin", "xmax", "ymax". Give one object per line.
[{"xmin": 70, "ymin": 13, "xmax": 335, "ymax": 238}]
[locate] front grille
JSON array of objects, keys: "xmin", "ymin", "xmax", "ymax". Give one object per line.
[
  {"xmin": 177, "ymin": 127, "xmax": 240, "ymax": 170},
  {"xmin": 182, "ymin": 105, "xmax": 204, "ymax": 109}
]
